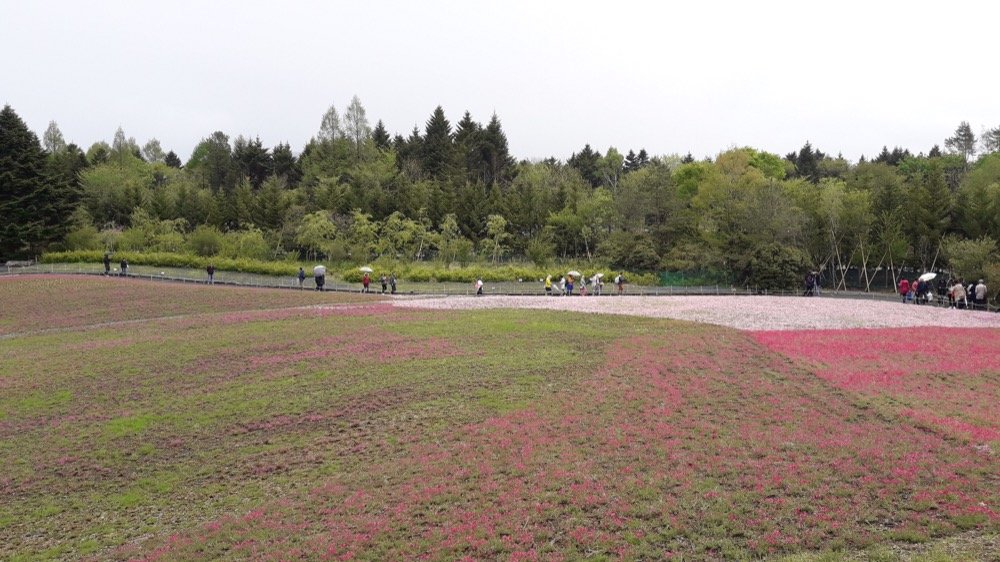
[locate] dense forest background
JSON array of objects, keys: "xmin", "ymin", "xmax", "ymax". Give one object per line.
[{"xmin": 2, "ymin": 99, "xmax": 999, "ymax": 291}]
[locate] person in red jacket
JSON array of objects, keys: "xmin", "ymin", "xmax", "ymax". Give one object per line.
[{"xmin": 898, "ymin": 278, "xmax": 909, "ymax": 303}]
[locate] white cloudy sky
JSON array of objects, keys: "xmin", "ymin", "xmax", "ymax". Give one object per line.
[{"xmin": 3, "ymin": 0, "xmax": 998, "ymax": 163}]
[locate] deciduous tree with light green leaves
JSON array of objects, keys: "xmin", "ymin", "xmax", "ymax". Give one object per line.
[{"xmin": 295, "ymin": 211, "xmax": 338, "ymax": 262}]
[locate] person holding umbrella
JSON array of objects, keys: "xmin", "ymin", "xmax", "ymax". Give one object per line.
[
  {"xmin": 566, "ymin": 271, "xmax": 580, "ymax": 296},
  {"xmin": 313, "ymin": 264, "xmax": 326, "ymax": 291},
  {"xmin": 359, "ymin": 266, "xmax": 373, "ymax": 293}
]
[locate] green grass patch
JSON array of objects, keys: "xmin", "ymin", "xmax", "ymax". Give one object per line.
[{"xmin": 105, "ymin": 414, "xmax": 157, "ymax": 438}]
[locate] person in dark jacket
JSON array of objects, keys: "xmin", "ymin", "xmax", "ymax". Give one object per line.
[{"xmin": 103, "ymin": 253, "xmax": 111, "ymax": 275}]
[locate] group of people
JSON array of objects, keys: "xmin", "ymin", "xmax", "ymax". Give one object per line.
[
  {"xmin": 802, "ymin": 271, "xmax": 821, "ymax": 296},
  {"xmin": 102, "ymin": 253, "xmax": 128, "ymax": 277},
  {"xmin": 543, "ymin": 273, "xmax": 625, "ymax": 296},
  {"xmin": 899, "ymin": 276, "xmax": 989, "ymax": 310}
]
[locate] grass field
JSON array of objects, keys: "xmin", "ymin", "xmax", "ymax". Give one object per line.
[{"xmin": 0, "ymin": 276, "xmax": 997, "ymax": 561}]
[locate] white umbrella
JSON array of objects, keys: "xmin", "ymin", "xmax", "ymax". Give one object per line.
[
  {"xmin": 918, "ymin": 272, "xmax": 937, "ymax": 282},
  {"xmin": 359, "ymin": 266, "xmax": 374, "ymax": 273},
  {"xmin": 567, "ymin": 270, "xmax": 581, "ymax": 278},
  {"xmin": 313, "ymin": 265, "xmax": 326, "ymax": 276},
  {"xmin": 594, "ymin": 272, "xmax": 604, "ymax": 278}
]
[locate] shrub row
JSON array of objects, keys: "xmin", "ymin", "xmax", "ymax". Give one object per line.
[{"xmin": 42, "ymin": 251, "xmax": 659, "ymax": 285}]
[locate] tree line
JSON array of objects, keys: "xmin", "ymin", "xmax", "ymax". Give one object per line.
[{"xmin": 1, "ymin": 101, "xmax": 999, "ymax": 291}]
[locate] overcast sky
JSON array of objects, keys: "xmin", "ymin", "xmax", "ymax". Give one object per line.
[{"xmin": 4, "ymin": 0, "xmax": 998, "ymax": 163}]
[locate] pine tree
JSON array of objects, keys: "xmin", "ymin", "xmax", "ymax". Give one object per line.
[
  {"xmin": 271, "ymin": 142, "xmax": 301, "ymax": 186},
  {"xmin": 453, "ymin": 111, "xmax": 481, "ymax": 182},
  {"xmin": 421, "ymin": 106, "xmax": 454, "ymax": 180},
  {"xmin": 624, "ymin": 150, "xmax": 638, "ymax": 173},
  {"xmin": 981, "ymin": 126, "xmax": 1000, "ymax": 154},
  {"xmin": 636, "ymin": 149, "xmax": 650, "ymax": 169},
  {"xmin": 232, "ymin": 135, "xmax": 272, "ymax": 189},
  {"xmin": 164, "ymin": 150, "xmax": 182, "ymax": 168},
  {"xmin": 0, "ymin": 105, "xmax": 56, "ymax": 256},
  {"xmin": 928, "ymin": 145, "xmax": 942, "ymax": 158},
  {"xmin": 681, "ymin": 152, "xmax": 695, "ymax": 164},
  {"xmin": 480, "ymin": 114, "xmax": 516, "ymax": 186},
  {"xmin": 372, "ymin": 120, "xmax": 391, "ymax": 151},
  {"xmin": 567, "ymin": 144, "xmax": 601, "ymax": 187}
]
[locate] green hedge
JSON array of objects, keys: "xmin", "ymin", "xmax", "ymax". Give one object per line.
[
  {"xmin": 42, "ymin": 251, "xmax": 659, "ymax": 285},
  {"xmin": 41, "ymin": 251, "xmax": 301, "ymax": 277}
]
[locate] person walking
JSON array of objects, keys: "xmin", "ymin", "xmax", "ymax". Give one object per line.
[
  {"xmin": 475, "ymin": 278, "xmax": 484, "ymax": 295},
  {"xmin": 297, "ymin": 267, "xmax": 306, "ymax": 289},
  {"xmin": 389, "ymin": 273, "xmax": 397, "ymax": 294},
  {"xmin": 120, "ymin": 258, "xmax": 128, "ymax": 277},
  {"xmin": 565, "ymin": 274, "xmax": 574, "ymax": 296},
  {"xmin": 544, "ymin": 275, "xmax": 553, "ymax": 296},
  {"xmin": 898, "ymin": 278, "xmax": 909, "ymax": 303},
  {"xmin": 103, "ymin": 253, "xmax": 111, "ymax": 276},
  {"xmin": 314, "ymin": 264, "xmax": 326, "ymax": 291},
  {"xmin": 952, "ymin": 279, "xmax": 968, "ymax": 309},
  {"xmin": 362, "ymin": 272, "xmax": 371, "ymax": 293},
  {"xmin": 615, "ymin": 273, "xmax": 625, "ymax": 295},
  {"xmin": 380, "ymin": 274, "xmax": 388, "ymax": 294},
  {"xmin": 975, "ymin": 279, "xmax": 987, "ymax": 309},
  {"xmin": 206, "ymin": 264, "xmax": 215, "ymax": 284}
]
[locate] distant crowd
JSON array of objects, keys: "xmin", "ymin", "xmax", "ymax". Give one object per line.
[{"xmin": 898, "ymin": 276, "xmax": 989, "ymax": 310}]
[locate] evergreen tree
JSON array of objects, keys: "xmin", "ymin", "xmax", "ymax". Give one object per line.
[
  {"xmin": 421, "ymin": 106, "xmax": 454, "ymax": 180},
  {"xmin": 681, "ymin": 152, "xmax": 695, "ymax": 164},
  {"xmin": 372, "ymin": 120, "xmax": 391, "ymax": 151},
  {"xmin": 624, "ymin": 150, "xmax": 638, "ymax": 173},
  {"xmin": 396, "ymin": 126, "xmax": 423, "ymax": 179},
  {"xmin": 875, "ymin": 146, "xmax": 892, "ymax": 164},
  {"xmin": 479, "ymin": 114, "xmax": 516, "ymax": 185},
  {"xmin": 164, "ymin": 150, "xmax": 182, "ymax": 168},
  {"xmin": 0, "ymin": 105, "xmax": 62, "ymax": 256},
  {"xmin": 271, "ymin": 142, "xmax": 301, "ymax": 186},
  {"xmin": 567, "ymin": 144, "xmax": 602, "ymax": 187},
  {"xmin": 188, "ymin": 131, "xmax": 236, "ymax": 193},
  {"xmin": 636, "ymin": 149, "xmax": 650, "ymax": 168},
  {"xmin": 928, "ymin": 145, "xmax": 942, "ymax": 158},
  {"xmin": 981, "ymin": 126, "xmax": 1000, "ymax": 154},
  {"xmin": 453, "ymin": 110, "xmax": 481, "ymax": 182},
  {"xmin": 232, "ymin": 135, "xmax": 272, "ymax": 189}
]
